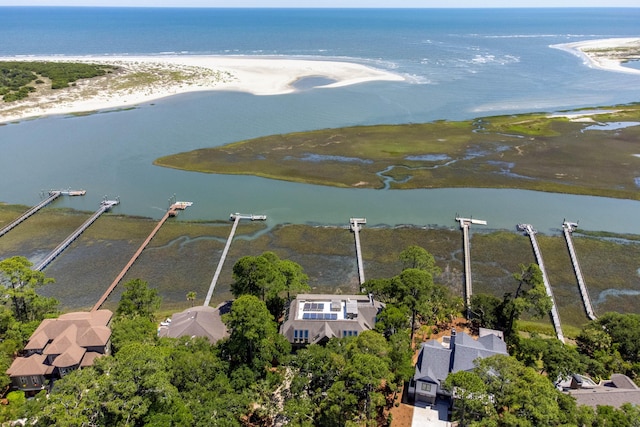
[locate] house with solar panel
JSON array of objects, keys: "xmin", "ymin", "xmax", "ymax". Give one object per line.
[
  {"xmin": 280, "ymin": 293, "xmax": 383, "ymax": 349},
  {"xmin": 408, "ymin": 328, "xmax": 508, "ymax": 405}
]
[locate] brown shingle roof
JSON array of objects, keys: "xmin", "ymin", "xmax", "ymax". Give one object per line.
[
  {"xmin": 43, "ymin": 325, "xmax": 77, "ymax": 355},
  {"xmin": 52, "ymin": 344, "xmax": 86, "ymax": 368},
  {"xmin": 77, "ymin": 325, "xmax": 111, "ymax": 347},
  {"xmin": 80, "ymin": 351, "xmax": 103, "ymax": 368},
  {"xmin": 24, "ymin": 310, "xmax": 112, "ymax": 353},
  {"xmin": 7, "ymin": 354, "xmax": 50, "ymax": 377},
  {"xmin": 7, "ymin": 310, "xmax": 113, "ymax": 383}
]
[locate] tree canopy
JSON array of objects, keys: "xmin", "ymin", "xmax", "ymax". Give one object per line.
[
  {"xmin": 116, "ymin": 278, "xmax": 161, "ymax": 321},
  {"xmin": 231, "ymin": 252, "xmax": 309, "ymax": 319}
]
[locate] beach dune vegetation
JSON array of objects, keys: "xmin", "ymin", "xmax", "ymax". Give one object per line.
[{"xmin": 0, "ymin": 61, "xmax": 117, "ymax": 102}]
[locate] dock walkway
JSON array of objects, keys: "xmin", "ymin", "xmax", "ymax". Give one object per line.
[
  {"xmin": 562, "ymin": 221, "xmax": 597, "ymax": 320},
  {"xmin": 0, "ymin": 191, "xmax": 62, "ymax": 237},
  {"xmin": 34, "ymin": 198, "xmax": 118, "ymax": 272},
  {"xmin": 455, "ymin": 216, "xmax": 487, "ymax": 314},
  {"xmin": 92, "ymin": 202, "xmax": 192, "ymax": 311},
  {"xmin": 517, "ymin": 223, "xmax": 565, "ymax": 343},
  {"xmin": 1, "ymin": 189, "xmax": 87, "ymax": 238},
  {"xmin": 350, "ymin": 218, "xmax": 367, "ymax": 287},
  {"xmin": 203, "ymin": 213, "xmax": 267, "ymax": 307}
]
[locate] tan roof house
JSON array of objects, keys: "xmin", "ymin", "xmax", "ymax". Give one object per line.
[
  {"xmin": 157, "ymin": 303, "xmax": 230, "ymax": 344},
  {"xmin": 280, "ymin": 293, "xmax": 383, "ymax": 349},
  {"xmin": 6, "ymin": 310, "xmax": 112, "ymax": 392}
]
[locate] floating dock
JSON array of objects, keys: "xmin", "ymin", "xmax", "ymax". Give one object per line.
[
  {"xmin": 350, "ymin": 218, "xmax": 367, "ymax": 287},
  {"xmin": 517, "ymin": 223, "xmax": 565, "ymax": 343},
  {"xmin": 455, "ymin": 215, "xmax": 487, "ymax": 315},
  {"xmin": 0, "ymin": 189, "xmax": 85, "ymax": 238},
  {"xmin": 203, "ymin": 212, "xmax": 267, "ymax": 307},
  {"xmin": 562, "ymin": 220, "xmax": 597, "ymax": 320},
  {"xmin": 34, "ymin": 197, "xmax": 118, "ymax": 272},
  {"xmin": 92, "ymin": 201, "xmax": 192, "ymax": 311}
]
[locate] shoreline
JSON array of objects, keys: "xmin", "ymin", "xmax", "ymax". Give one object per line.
[
  {"xmin": 0, "ymin": 55, "xmax": 405, "ymax": 124},
  {"xmin": 551, "ymin": 37, "xmax": 640, "ymax": 75}
]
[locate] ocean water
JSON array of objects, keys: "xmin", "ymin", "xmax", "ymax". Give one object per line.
[{"xmin": 1, "ymin": 7, "xmax": 640, "ymax": 233}]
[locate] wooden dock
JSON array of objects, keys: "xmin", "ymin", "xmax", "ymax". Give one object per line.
[
  {"xmin": 92, "ymin": 201, "xmax": 192, "ymax": 311},
  {"xmin": 203, "ymin": 212, "xmax": 267, "ymax": 307},
  {"xmin": 34, "ymin": 198, "xmax": 118, "ymax": 272},
  {"xmin": 518, "ymin": 223, "xmax": 565, "ymax": 343},
  {"xmin": 350, "ymin": 218, "xmax": 367, "ymax": 287},
  {"xmin": 562, "ymin": 220, "xmax": 597, "ymax": 320}
]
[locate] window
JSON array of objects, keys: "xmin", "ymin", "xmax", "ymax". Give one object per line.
[
  {"xmin": 294, "ymin": 329, "xmax": 309, "ymax": 343},
  {"xmin": 420, "ymin": 382, "xmax": 432, "ymax": 392},
  {"xmin": 31, "ymin": 376, "xmax": 40, "ymax": 386},
  {"xmin": 342, "ymin": 330, "xmax": 358, "ymax": 337}
]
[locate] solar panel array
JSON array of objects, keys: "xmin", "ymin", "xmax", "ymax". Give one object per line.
[
  {"xmin": 303, "ymin": 302, "xmax": 325, "ymax": 311},
  {"xmin": 302, "ymin": 313, "xmax": 338, "ymax": 320}
]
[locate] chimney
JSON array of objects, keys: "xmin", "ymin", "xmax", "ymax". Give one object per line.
[{"xmin": 450, "ymin": 328, "xmax": 457, "ymax": 349}]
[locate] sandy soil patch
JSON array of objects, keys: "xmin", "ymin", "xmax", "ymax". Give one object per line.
[
  {"xmin": 0, "ymin": 55, "xmax": 404, "ymax": 124},
  {"xmin": 551, "ymin": 37, "xmax": 640, "ymax": 75}
]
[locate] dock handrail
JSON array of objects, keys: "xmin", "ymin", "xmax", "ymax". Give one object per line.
[
  {"xmin": 562, "ymin": 221, "xmax": 597, "ymax": 320},
  {"xmin": 350, "ymin": 218, "xmax": 367, "ymax": 287},
  {"xmin": 456, "ymin": 215, "xmax": 486, "ymax": 315},
  {"xmin": 518, "ymin": 223, "xmax": 565, "ymax": 343},
  {"xmin": 204, "ymin": 212, "xmax": 268, "ymax": 307},
  {"xmin": 0, "ymin": 191, "xmax": 62, "ymax": 238},
  {"xmin": 34, "ymin": 198, "xmax": 118, "ymax": 271}
]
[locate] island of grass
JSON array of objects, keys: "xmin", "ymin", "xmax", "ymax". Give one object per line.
[
  {"xmin": 0, "ymin": 61, "xmax": 117, "ymax": 102},
  {"xmin": 155, "ymin": 104, "xmax": 640, "ymax": 200}
]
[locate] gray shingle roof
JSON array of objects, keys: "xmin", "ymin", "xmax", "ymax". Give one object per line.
[
  {"xmin": 413, "ymin": 329, "xmax": 508, "ymax": 386},
  {"xmin": 565, "ymin": 374, "xmax": 640, "ymax": 408}
]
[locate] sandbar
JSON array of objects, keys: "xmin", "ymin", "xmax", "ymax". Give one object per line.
[
  {"xmin": 551, "ymin": 37, "xmax": 640, "ymax": 75},
  {"xmin": 0, "ymin": 55, "xmax": 405, "ymax": 124}
]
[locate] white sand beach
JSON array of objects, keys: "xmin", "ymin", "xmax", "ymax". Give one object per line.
[
  {"xmin": 551, "ymin": 37, "xmax": 640, "ymax": 75},
  {"xmin": 0, "ymin": 55, "xmax": 405, "ymax": 123}
]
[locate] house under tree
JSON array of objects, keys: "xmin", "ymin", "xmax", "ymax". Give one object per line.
[{"xmin": 409, "ymin": 328, "xmax": 508, "ymax": 405}]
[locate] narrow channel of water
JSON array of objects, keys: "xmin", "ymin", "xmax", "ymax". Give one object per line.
[{"xmin": 2, "ymin": 86, "xmax": 640, "ymax": 235}]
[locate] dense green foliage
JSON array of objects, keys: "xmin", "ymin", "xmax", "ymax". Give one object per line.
[
  {"xmin": 0, "ymin": 61, "xmax": 116, "ymax": 102},
  {"xmin": 365, "ymin": 245, "xmax": 461, "ymax": 341},
  {"xmin": 1, "ymin": 255, "xmax": 640, "ymax": 425},
  {"xmin": 470, "ymin": 263, "xmax": 551, "ymax": 341},
  {"xmin": 231, "ymin": 251, "xmax": 309, "ymax": 319},
  {"xmin": 0, "ymin": 257, "xmax": 58, "ymax": 392},
  {"xmin": 116, "ymin": 278, "xmax": 161, "ymax": 321}
]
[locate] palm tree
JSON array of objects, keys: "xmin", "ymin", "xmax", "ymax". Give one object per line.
[{"xmin": 186, "ymin": 291, "xmax": 196, "ymax": 307}]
